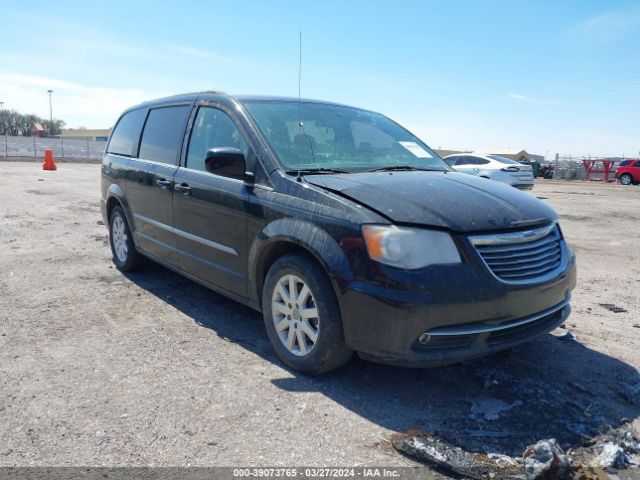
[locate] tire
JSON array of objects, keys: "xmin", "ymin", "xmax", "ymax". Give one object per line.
[
  {"xmin": 109, "ymin": 206, "xmax": 145, "ymax": 272},
  {"xmin": 619, "ymin": 173, "xmax": 633, "ymax": 186},
  {"xmin": 262, "ymin": 253, "xmax": 353, "ymax": 375}
]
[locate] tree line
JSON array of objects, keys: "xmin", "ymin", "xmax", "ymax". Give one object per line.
[{"xmin": 0, "ymin": 109, "xmax": 66, "ymax": 136}]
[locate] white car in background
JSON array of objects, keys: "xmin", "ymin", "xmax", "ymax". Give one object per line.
[{"xmin": 443, "ymin": 153, "xmax": 534, "ymax": 190}]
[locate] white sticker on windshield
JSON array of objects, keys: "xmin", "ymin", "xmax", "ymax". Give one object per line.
[{"xmin": 399, "ymin": 141, "xmax": 433, "ymax": 158}]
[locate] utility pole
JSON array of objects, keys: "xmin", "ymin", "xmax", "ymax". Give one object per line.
[{"xmin": 47, "ymin": 89, "xmax": 53, "ymax": 136}]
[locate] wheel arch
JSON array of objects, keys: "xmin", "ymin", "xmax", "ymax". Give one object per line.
[
  {"xmin": 248, "ymin": 218, "xmax": 353, "ymax": 311},
  {"xmin": 105, "ymin": 184, "xmax": 135, "ymax": 229}
]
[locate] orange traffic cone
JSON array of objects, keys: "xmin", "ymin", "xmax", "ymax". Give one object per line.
[{"xmin": 43, "ymin": 148, "xmax": 57, "ymax": 171}]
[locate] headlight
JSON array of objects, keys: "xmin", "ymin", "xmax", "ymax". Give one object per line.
[{"xmin": 362, "ymin": 225, "xmax": 461, "ymax": 269}]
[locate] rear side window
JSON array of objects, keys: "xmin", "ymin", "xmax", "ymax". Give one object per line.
[
  {"xmin": 488, "ymin": 154, "xmax": 521, "ymax": 165},
  {"xmin": 455, "ymin": 156, "xmax": 474, "ymax": 165},
  {"xmin": 139, "ymin": 105, "xmax": 191, "ymax": 165},
  {"xmin": 107, "ymin": 108, "xmax": 146, "ymax": 157},
  {"xmin": 634, "ymin": 160, "xmax": 640, "ymax": 167},
  {"xmin": 619, "ymin": 160, "xmax": 630, "ymax": 166}
]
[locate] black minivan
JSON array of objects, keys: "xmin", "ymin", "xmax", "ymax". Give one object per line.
[{"xmin": 101, "ymin": 91, "xmax": 576, "ymax": 375}]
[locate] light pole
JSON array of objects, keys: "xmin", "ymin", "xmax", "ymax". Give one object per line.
[
  {"xmin": 1, "ymin": 101, "xmax": 5, "ymax": 157},
  {"xmin": 47, "ymin": 89, "xmax": 53, "ymax": 136}
]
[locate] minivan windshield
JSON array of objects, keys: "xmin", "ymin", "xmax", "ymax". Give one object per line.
[{"xmin": 242, "ymin": 100, "xmax": 449, "ymax": 172}]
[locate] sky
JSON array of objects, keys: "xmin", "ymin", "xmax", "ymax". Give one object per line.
[{"xmin": 0, "ymin": 0, "xmax": 638, "ymax": 158}]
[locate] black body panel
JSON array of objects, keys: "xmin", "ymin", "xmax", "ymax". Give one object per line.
[
  {"xmin": 304, "ymin": 170, "xmax": 556, "ymax": 232},
  {"xmin": 172, "ymin": 168, "xmax": 249, "ymax": 297}
]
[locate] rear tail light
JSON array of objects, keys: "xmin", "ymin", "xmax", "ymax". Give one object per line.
[{"xmin": 501, "ymin": 166, "xmax": 520, "ymax": 172}]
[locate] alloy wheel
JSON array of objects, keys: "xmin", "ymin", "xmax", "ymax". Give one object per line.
[
  {"xmin": 271, "ymin": 274, "xmax": 319, "ymax": 356},
  {"xmin": 620, "ymin": 174, "xmax": 632, "ymax": 186},
  {"xmin": 112, "ymin": 215, "xmax": 129, "ymax": 262}
]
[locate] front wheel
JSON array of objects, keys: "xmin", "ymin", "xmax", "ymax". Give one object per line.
[
  {"xmin": 262, "ymin": 253, "xmax": 353, "ymax": 375},
  {"xmin": 619, "ymin": 173, "xmax": 633, "ymax": 186}
]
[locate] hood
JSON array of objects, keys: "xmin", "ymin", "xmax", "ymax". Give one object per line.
[{"xmin": 304, "ymin": 171, "xmax": 557, "ymax": 232}]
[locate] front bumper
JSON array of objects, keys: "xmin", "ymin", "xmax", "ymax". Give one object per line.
[{"xmin": 339, "ymin": 243, "xmax": 576, "ymax": 367}]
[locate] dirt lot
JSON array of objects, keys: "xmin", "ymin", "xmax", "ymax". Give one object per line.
[{"xmin": 0, "ymin": 162, "xmax": 638, "ymax": 475}]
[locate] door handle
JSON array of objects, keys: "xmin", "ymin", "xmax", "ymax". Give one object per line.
[
  {"xmin": 174, "ymin": 183, "xmax": 191, "ymax": 195},
  {"xmin": 156, "ymin": 178, "xmax": 171, "ymax": 189}
]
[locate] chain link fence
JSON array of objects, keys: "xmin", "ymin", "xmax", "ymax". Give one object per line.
[
  {"xmin": 552, "ymin": 155, "xmax": 627, "ymax": 181},
  {"xmin": 0, "ymin": 135, "xmax": 105, "ymax": 160}
]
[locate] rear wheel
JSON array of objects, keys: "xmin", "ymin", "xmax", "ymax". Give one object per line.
[
  {"xmin": 109, "ymin": 206, "xmax": 145, "ymax": 272},
  {"xmin": 619, "ymin": 173, "xmax": 633, "ymax": 186},
  {"xmin": 262, "ymin": 253, "xmax": 352, "ymax": 375}
]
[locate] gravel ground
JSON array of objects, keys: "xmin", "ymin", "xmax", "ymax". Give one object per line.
[{"xmin": 0, "ymin": 163, "xmax": 638, "ymax": 475}]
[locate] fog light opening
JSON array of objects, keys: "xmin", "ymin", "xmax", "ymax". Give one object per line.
[{"xmin": 418, "ymin": 333, "xmax": 431, "ymax": 345}]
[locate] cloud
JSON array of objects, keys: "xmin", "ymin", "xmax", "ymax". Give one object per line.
[
  {"xmin": 569, "ymin": 6, "xmax": 640, "ymax": 44},
  {"xmin": 507, "ymin": 92, "xmax": 557, "ymax": 104},
  {"xmin": 0, "ymin": 72, "xmax": 169, "ymax": 128},
  {"xmin": 167, "ymin": 43, "xmax": 241, "ymax": 63}
]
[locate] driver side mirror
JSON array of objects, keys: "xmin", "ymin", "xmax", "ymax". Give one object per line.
[{"xmin": 204, "ymin": 147, "xmax": 248, "ymax": 180}]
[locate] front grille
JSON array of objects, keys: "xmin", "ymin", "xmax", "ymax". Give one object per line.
[{"xmin": 470, "ymin": 224, "xmax": 563, "ymax": 283}]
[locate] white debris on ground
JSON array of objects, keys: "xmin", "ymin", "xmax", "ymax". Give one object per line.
[
  {"xmin": 523, "ymin": 439, "xmax": 571, "ymax": 479},
  {"xmin": 597, "ymin": 442, "xmax": 629, "ymax": 469},
  {"xmin": 470, "ymin": 397, "xmax": 524, "ymax": 421},
  {"xmin": 392, "ymin": 423, "xmax": 640, "ymax": 480},
  {"xmin": 391, "ymin": 431, "xmax": 525, "ymax": 479}
]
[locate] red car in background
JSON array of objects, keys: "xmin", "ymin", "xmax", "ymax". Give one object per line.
[{"xmin": 616, "ymin": 159, "xmax": 640, "ymax": 185}]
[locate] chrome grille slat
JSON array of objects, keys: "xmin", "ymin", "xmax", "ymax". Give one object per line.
[
  {"xmin": 499, "ymin": 264, "xmax": 558, "ymax": 278},
  {"xmin": 475, "ymin": 232, "xmax": 558, "ymax": 254},
  {"xmin": 491, "ymin": 254, "xmax": 562, "ymax": 273},
  {"xmin": 470, "ymin": 225, "xmax": 564, "ymax": 284},
  {"xmin": 481, "ymin": 242, "xmax": 559, "ymax": 260},
  {"xmin": 485, "ymin": 248, "xmax": 561, "ymax": 267}
]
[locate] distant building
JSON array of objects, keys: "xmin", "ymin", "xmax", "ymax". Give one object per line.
[
  {"xmin": 61, "ymin": 128, "xmax": 112, "ymax": 141},
  {"xmin": 487, "ymin": 150, "xmax": 545, "ymax": 163},
  {"xmin": 31, "ymin": 123, "xmax": 46, "ymax": 137}
]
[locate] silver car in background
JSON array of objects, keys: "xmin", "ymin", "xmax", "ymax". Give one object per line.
[{"xmin": 443, "ymin": 153, "xmax": 534, "ymax": 190}]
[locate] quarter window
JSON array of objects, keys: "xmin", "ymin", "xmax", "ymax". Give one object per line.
[
  {"xmin": 138, "ymin": 105, "xmax": 191, "ymax": 165},
  {"xmin": 186, "ymin": 107, "xmax": 249, "ymax": 173},
  {"xmin": 107, "ymin": 108, "xmax": 146, "ymax": 157}
]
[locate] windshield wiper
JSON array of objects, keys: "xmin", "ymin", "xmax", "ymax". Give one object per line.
[
  {"xmin": 285, "ymin": 167, "xmax": 351, "ymax": 175},
  {"xmin": 367, "ymin": 165, "xmax": 445, "ymax": 172}
]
